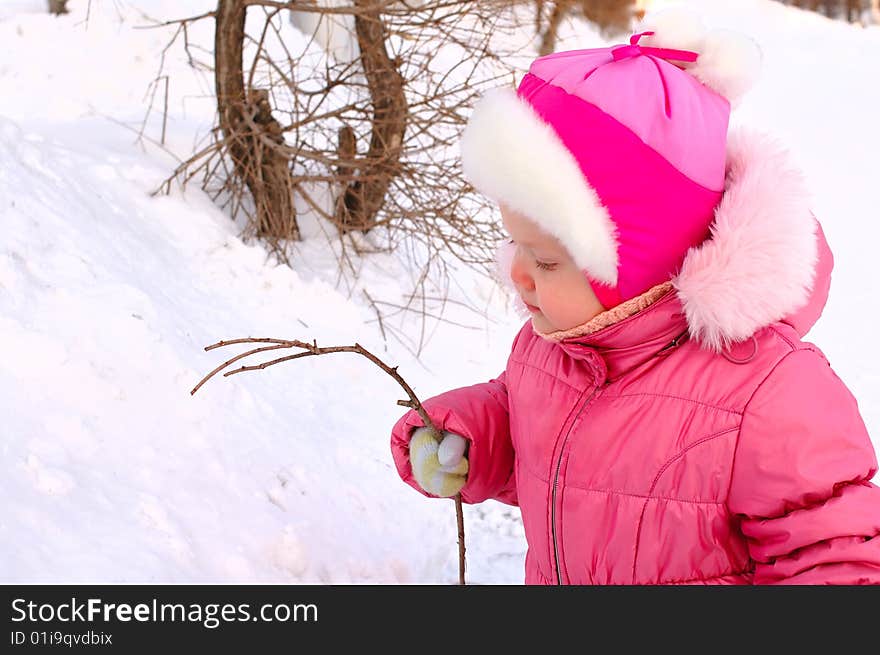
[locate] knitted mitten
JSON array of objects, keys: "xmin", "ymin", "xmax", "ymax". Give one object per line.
[{"xmin": 408, "ymin": 427, "xmax": 469, "ymax": 497}]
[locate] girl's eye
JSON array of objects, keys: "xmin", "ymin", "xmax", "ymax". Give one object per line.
[{"xmin": 535, "ymin": 260, "xmax": 557, "ymax": 272}]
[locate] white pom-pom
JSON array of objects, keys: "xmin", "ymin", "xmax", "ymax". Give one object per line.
[
  {"xmin": 638, "ymin": 7, "xmax": 707, "ymax": 54},
  {"xmin": 637, "ymin": 7, "xmax": 762, "ymax": 107},
  {"xmin": 689, "ymin": 29, "xmax": 762, "ymax": 107}
]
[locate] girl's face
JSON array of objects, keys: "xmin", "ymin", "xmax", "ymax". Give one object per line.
[{"xmin": 501, "ymin": 204, "xmax": 605, "ymax": 334}]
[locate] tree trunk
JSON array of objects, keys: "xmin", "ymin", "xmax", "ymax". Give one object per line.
[
  {"xmin": 337, "ymin": 1, "xmax": 408, "ymax": 233},
  {"xmin": 539, "ymin": 1, "xmax": 574, "ymax": 56},
  {"xmin": 791, "ymin": 0, "xmax": 822, "ymax": 10},
  {"xmin": 846, "ymin": 0, "xmax": 861, "ymax": 21},
  {"xmin": 580, "ymin": 0, "xmax": 636, "ymax": 36},
  {"xmin": 215, "ymin": 0, "xmax": 299, "ymax": 240},
  {"xmin": 48, "ymin": 0, "xmax": 68, "ymax": 15}
]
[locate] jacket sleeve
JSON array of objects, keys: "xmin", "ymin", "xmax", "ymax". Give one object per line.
[
  {"xmin": 390, "ymin": 371, "xmax": 517, "ymax": 506},
  {"xmin": 727, "ymin": 347, "xmax": 880, "ymax": 584}
]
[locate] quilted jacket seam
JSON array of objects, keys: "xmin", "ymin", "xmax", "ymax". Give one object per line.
[
  {"xmin": 659, "ymin": 567, "xmax": 754, "ymax": 585},
  {"xmin": 542, "ymin": 477, "xmax": 729, "ymax": 505},
  {"xmin": 610, "ymin": 392, "xmax": 744, "ymax": 415},
  {"xmin": 507, "ymin": 356, "xmax": 591, "ymax": 393},
  {"xmin": 649, "ymin": 426, "xmax": 741, "ymax": 495},
  {"xmin": 725, "ymin": 346, "xmax": 801, "ymax": 502},
  {"xmin": 631, "ymin": 426, "xmax": 740, "ymax": 582}
]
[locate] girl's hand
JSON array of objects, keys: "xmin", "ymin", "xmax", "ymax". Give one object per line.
[{"xmin": 408, "ymin": 427, "xmax": 469, "ymax": 497}]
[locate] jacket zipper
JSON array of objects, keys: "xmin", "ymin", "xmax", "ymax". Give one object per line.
[
  {"xmin": 548, "ymin": 332, "xmax": 685, "ymax": 583},
  {"xmin": 551, "ymin": 382, "xmax": 606, "ymax": 584}
]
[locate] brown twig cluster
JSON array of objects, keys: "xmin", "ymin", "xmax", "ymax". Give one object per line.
[
  {"xmin": 143, "ymin": 2, "xmax": 647, "ymax": 350},
  {"xmin": 534, "ymin": 1, "xmax": 637, "ymax": 56},
  {"xmin": 47, "ymin": 0, "xmax": 69, "ymax": 15},
  {"xmin": 776, "ymin": 0, "xmax": 872, "ymax": 22},
  {"xmin": 191, "ymin": 336, "xmax": 468, "ymax": 585},
  {"xmin": 153, "ymin": 1, "xmax": 526, "ymax": 273}
]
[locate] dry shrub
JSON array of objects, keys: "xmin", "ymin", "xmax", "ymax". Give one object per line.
[
  {"xmin": 149, "ymin": 1, "xmax": 545, "ymax": 349},
  {"xmin": 777, "ymin": 0, "xmax": 870, "ymax": 22},
  {"xmin": 579, "ymin": 0, "xmax": 638, "ymax": 36},
  {"xmin": 48, "ymin": 0, "xmax": 68, "ymax": 15},
  {"xmin": 535, "ymin": 0, "xmax": 636, "ymax": 55}
]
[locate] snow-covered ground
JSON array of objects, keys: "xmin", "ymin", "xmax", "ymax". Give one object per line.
[{"xmin": 1, "ymin": 0, "xmax": 878, "ymax": 584}]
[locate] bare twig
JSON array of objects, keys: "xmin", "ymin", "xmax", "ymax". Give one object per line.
[
  {"xmin": 192, "ymin": 336, "xmax": 467, "ymax": 585},
  {"xmin": 363, "ymin": 289, "xmax": 388, "ymax": 348},
  {"xmin": 162, "ymin": 76, "xmax": 170, "ymax": 145},
  {"xmin": 132, "ymin": 10, "xmax": 217, "ymax": 28}
]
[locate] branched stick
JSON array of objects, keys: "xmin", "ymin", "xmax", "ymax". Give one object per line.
[{"xmin": 191, "ymin": 336, "xmax": 467, "ymax": 585}]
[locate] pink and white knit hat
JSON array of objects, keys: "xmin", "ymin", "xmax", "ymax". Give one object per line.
[{"xmin": 461, "ymin": 10, "xmax": 761, "ymax": 309}]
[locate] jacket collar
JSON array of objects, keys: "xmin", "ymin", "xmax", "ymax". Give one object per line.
[{"xmin": 557, "ymin": 290, "xmax": 688, "ymax": 382}]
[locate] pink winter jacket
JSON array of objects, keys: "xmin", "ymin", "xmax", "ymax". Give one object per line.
[{"xmin": 391, "ymin": 132, "xmax": 880, "ymax": 584}]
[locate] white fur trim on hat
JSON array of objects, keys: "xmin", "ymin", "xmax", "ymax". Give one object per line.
[
  {"xmin": 673, "ymin": 130, "xmax": 818, "ymax": 352},
  {"xmin": 639, "ymin": 8, "xmax": 762, "ymax": 107},
  {"xmin": 460, "ymin": 88, "xmax": 619, "ymax": 285}
]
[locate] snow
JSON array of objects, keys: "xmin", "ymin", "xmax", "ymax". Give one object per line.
[{"xmin": 1, "ymin": 0, "xmax": 878, "ymax": 584}]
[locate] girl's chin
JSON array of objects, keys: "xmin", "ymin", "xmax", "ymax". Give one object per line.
[{"xmin": 530, "ymin": 314, "xmax": 558, "ymax": 334}]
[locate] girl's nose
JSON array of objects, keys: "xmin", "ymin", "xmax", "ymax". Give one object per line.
[{"xmin": 510, "ymin": 247, "xmax": 535, "ymax": 291}]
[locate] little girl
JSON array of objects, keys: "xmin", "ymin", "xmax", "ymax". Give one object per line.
[{"xmin": 390, "ymin": 10, "xmax": 880, "ymax": 584}]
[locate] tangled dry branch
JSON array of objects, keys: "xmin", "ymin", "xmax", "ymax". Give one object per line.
[
  {"xmin": 191, "ymin": 336, "xmax": 468, "ymax": 585},
  {"xmin": 153, "ymin": 1, "xmax": 528, "ymax": 306}
]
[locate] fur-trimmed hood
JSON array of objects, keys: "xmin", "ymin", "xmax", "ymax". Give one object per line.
[{"xmin": 673, "ymin": 129, "xmax": 828, "ymax": 350}]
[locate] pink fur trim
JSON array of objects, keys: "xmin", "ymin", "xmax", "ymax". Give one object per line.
[
  {"xmin": 537, "ymin": 282, "xmax": 674, "ymax": 342},
  {"xmin": 673, "ymin": 129, "xmax": 818, "ymax": 352}
]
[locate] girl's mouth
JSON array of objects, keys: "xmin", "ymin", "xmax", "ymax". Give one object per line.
[{"xmin": 523, "ymin": 301, "xmax": 540, "ymax": 313}]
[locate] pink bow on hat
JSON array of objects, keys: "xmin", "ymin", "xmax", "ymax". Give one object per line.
[{"xmin": 612, "ymin": 31, "xmax": 699, "ymax": 64}]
